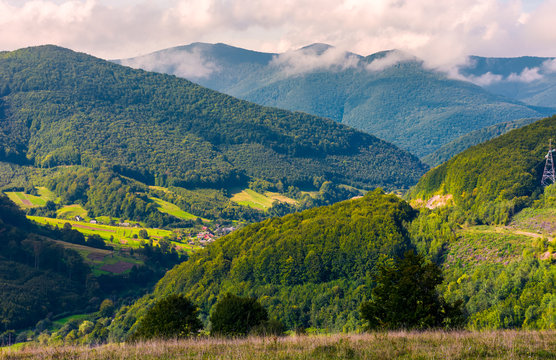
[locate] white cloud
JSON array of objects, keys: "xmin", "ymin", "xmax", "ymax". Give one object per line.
[
  {"xmin": 120, "ymin": 48, "xmax": 220, "ymax": 79},
  {"xmin": 542, "ymin": 58, "xmax": 556, "ymax": 73},
  {"xmin": 366, "ymin": 50, "xmax": 415, "ymax": 72},
  {"xmin": 0, "ymin": 0, "xmax": 555, "ymax": 69},
  {"xmin": 270, "ymin": 45, "xmax": 361, "ymax": 76},
  {"xmin": 464, "ymin": 72, "xmax": 504, "ymax": 86},
  {"xmin": 507, "ymin": 67, "xmax": 544, "ymax": 82}
]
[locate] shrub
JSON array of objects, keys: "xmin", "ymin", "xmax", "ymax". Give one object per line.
[
  {"xmin": 209, "ymin": 293, "xmax": 268, "ymax": 336},
  {"xmin": 132, "ymin": 295, "xmax": 202, "ymax": 340}
]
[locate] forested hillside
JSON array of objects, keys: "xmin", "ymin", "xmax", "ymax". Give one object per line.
[
  {"xmin": 118, "ymin": 43, "xmax": 553, "ymax": 158},
  {"xmin": 0, "ymin": 45, "xmax": 425, "ymax": 191},
  {"xmin": 410, "ymin": 115, "xmax": 556, "ymax": 224},
  {"xmin": 109, "ymin": 189, "xmax": 417, "ymax": 338},
  {"xmin": 422, "ymin": 117, "xmax": 539, "ymax": 166},
  {"xmin": 0, "ymin": 195, "xmax": 93, "ymax": 331}
]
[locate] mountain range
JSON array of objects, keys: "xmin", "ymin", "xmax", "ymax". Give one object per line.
[
  {"xmin": 0, "ymin": 45, "xmax": 426, "ymax": 191},
  {"xmin": 117, "ymin": 43, "xmax": 555, "ymax": 159}
]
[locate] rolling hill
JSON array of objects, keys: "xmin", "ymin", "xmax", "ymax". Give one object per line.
[
  {"xmin": 0, "ymin": 45, "xmax": 426, "ymax": 191},
  {"xmin": 410, "ymin": 115, "xmax": 556, "ymax": 223},
  {"xmin": 422, "ymin": 117, "xmax": 540, "ymax": 166},
  {"xmin": 117, "ymin": 43, "xmax": 554, "ymax": 158},
  {"xmin": 109, "ymin": 189, "xmax": 417, "ymax": 337}
]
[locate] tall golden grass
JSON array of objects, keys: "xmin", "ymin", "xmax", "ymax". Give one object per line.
[{"xmin": 2, "ymin": 330, "xmax": 554, "ymax": 359}]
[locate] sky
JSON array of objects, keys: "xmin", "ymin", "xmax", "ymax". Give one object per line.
[{"xmin": 0, "ymin": 0, "xmax": 555, "ymax": 69}]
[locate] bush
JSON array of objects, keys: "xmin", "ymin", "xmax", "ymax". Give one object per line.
[
  {"xmin": 132, "ymin": 295, "xmax": 202, "ymax": 340},
  {"xmin": 209, "ymin": 293, "xmax": 268, "ymax": 336}
]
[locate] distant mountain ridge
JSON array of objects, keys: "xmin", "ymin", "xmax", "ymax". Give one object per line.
[
  {"xmin": 0, "ymin": 45, "xmax": 426, "ymax": 191},
  {"xmin": 458, "ymin": 55, "xmax": 556, "ymax": 108},
  {"xmin": 117, "ymin": 43, "xmax": 555, "ymax": 158}
]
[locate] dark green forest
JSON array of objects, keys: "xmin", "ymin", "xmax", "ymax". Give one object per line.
[{"xmin": 0, "ymin": 45, "xmax": 426, "ymax": 191}]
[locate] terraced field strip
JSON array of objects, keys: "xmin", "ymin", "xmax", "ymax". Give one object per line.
[
  {"xmin": 29, "ymin": 216, "xmax": 152, "ymax": 248},
  {"xmin": 49, "ymin": 238, "xmax": 143, "ymax": 275},
  {"xmin": 149, "ymin": 196, "xmax": 200, "ymax": 220},
  {"xmin": 29, "ymin": 216, "xmax": 202, "ymax": 254},
  {"xmin": 231, "ymin": 189, "xmax": 296, "ymax": 210}
]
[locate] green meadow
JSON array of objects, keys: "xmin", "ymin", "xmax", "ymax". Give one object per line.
[{"xmin": 4, "ymin": 187, "xmax": 57, "ymax": 208}]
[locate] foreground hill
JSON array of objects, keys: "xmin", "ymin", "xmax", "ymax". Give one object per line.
[
  {"xmin": 118, "ymin": 43, "xmax": 553, "ymax": 158},
  {"xmin": 410, "ymin": 115, "xmax": 556, "ymax": 223},
  {"xmin": 110, "ymin": 189, "xmax": 416, "ymax": 337},
  {"xmin": 0, "ymin": 45, "xmax": 425, "ymax": 191}
]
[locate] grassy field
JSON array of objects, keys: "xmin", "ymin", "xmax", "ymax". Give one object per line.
[
  {"xmin": 149, "ymin": 196, "xmax": 201, "ymax": 221},
  {"xmin": 231, "ymin": 189, "xmax": 297, "ymax": 210},
  {"xmin": 4, "ymin": 187, "xmax": 57, "ymax": 208},
  {"xmin": 29, "ymin": 216, "xmax": 201, "ymax": 255},
  {"xmin": 49, "ymin": 239, "xmax": 143, "ymax": 275},
  {"xmin": 2, "ymin": 331, "xmax": 554, "ymax": 359},
  {"xmin": 56, "ymin": 204, "xmax": 88, "ymax": 219}
]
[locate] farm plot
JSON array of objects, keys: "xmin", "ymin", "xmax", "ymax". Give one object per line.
[
  {"xmin": 149, "ymin": 196, "xmax": 201, "ymax": 220},
  {"xmin": 4, "ymin": 187, "xmax": 57, "ymax": 208},
  {"xmin": 231, "ymin": 189, "xmax": 297, "ymax": 210}
]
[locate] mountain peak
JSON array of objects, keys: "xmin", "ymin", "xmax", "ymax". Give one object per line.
[{"xmin": 298, "ymin": 43, "xmax": 334, "ymax": 55}]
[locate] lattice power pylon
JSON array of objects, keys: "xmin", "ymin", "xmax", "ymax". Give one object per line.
[{"xmin": 541, "ymin": 139, "xmax": 556, "ymax": 186}]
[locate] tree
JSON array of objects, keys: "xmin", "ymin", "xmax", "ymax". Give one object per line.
[
  {"xmin": 360, "ymin": 250, "xmax": 463, "ymax": 330},
  {"xmin": 209, "ymin": 293, "xmax": 268, "ymax": 336},
  {"xmin": 132, "ymin": 295, "xmax": 202, "ymax": 340},
  {"xmin": 138, "ymin": 229, "xmax": 149, "ymax": 239},
  {"xmin": 99, "ymin": 299, "xmax": 115, "ymax": 317}
]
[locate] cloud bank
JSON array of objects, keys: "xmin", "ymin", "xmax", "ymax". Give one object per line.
[
  {"xmin": 270, "ymin": 46, "xmax": 361, "ymax": 76},
  {"xmin": 1, "ymin": 0, "xmax": 556, "ymax": 70},
  {"xmin": 120, "ymin": 48, "xmax": 221, "ymax": 79}
]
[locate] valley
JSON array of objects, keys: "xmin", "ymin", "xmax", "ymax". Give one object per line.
[{"xmin": 0, "ymin": 44, "xmax": 555, "ymax": 356}]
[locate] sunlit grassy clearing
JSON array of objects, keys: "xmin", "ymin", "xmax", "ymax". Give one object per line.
[
  {"xmin": 231, "ymin": 189, "xmax": 296, "ymax": 210},
  {"xmin": 4, "ymin": 187, "xmax": 57, "ymax": 208},
  {"xmin": 29, "ymin": 217, "xmax": 165, "ymax": 247},
  {"xmin": 56, "ymin": 204, "xmax": 88, "ymax": 219},
  {"xmin": 149, "ymin": 196, "xmax": 200, "ymax": 220},
  {"xmin": 3, "ymin": 330, "xmax": 554, "ymax": 359}
]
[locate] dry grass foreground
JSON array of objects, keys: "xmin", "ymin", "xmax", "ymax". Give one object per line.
[{"xmin": 2, "ymin": 330, "xmax": 555, "ymax": 360}]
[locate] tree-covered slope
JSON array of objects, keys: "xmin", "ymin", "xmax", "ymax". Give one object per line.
[
  {"xmin": 410, "ymin": 115, "xmax": 556, "ymax": 223},
  {"xmin": 422, "ymin": 117, "xmax": 540, "ymax": 167},
  {"xmin": 118, "ymin": 43, "xmax": 553, "ymax": 158},
  {"xmin": 0, "ymin": 195, "xmax": 94, "ymax": 331},
  {"xmin": 110, "ymin": 189, "xmax": 416, "ymax": 338},
  {"xmin": 0, "ymin": 45, "xmax": 426, "ymax": 191}
]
